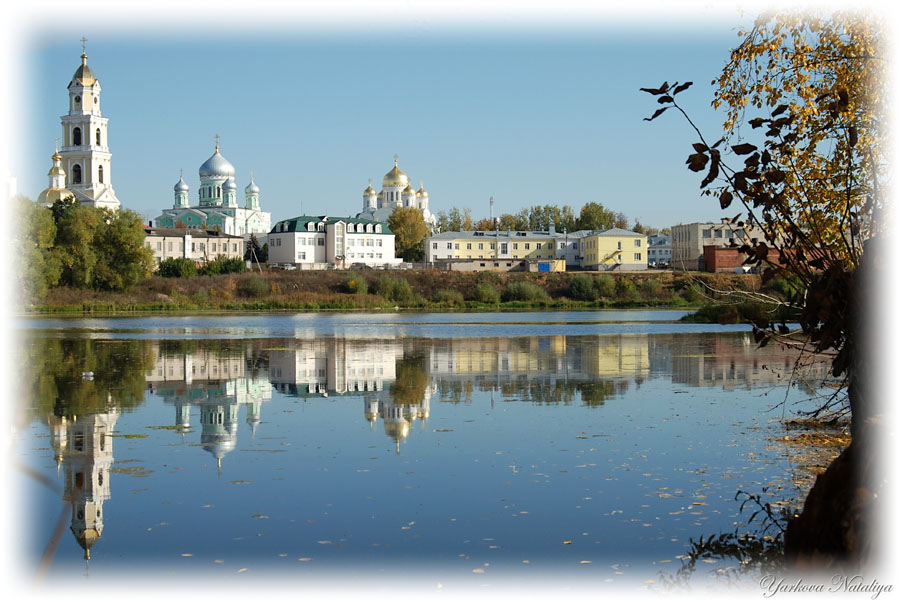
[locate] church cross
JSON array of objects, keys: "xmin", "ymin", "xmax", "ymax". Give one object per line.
[
  {"xmin": 215, "ymin": 133, "xmax": 220, "ymax": 151},
  {"xmin": 393, "ymin": 153, "xmax": 399, "ymax": 166},
  {"xmin": 81, "ymin": 37, "xmax": 88, "ymax": 55}
]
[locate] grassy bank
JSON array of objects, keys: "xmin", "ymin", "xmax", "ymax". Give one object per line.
[{"xmin": 28, "ymin": 269, "xmax": 791, "ymax": 316}]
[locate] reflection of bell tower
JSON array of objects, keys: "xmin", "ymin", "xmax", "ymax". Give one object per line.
[
  {"xmin": 61, "ymin": 411, "xmax": 119, "ymax": 563},
  {"xmin": 364, "ymin": 397, "xmax": 379, "ymax": 431},
  {"xmin": 381, "ymin": 402, "xmax": 410, "ymax": 455},
  {"xmin": 200, "ymin": 401, "xmax": 238, "ymax": 473},
  {"xmin": 246, "ymin": 399, "xmax": 262, "ymax": 438}
]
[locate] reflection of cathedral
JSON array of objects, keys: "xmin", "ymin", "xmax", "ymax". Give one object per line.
[
  {"xmin": 146, "ymin": 343, "xmax": 272, "ymax": 471},
  {"xmin": 48, "ymin": 410, "xmax": 119, "ymax": 562}
]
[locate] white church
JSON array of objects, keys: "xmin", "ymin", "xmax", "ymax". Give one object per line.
[
  {"xmin": 154, "ymin": 140, "xmax": 272, "ymax": 238},
  {"xmin": 356, "ymin": 155, "xmax": 437, "ymax": 230}
]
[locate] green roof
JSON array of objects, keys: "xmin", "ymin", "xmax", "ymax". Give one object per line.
[{"xmin": 271, "ymin": 215, "xmax": 393, "ymax": 234}]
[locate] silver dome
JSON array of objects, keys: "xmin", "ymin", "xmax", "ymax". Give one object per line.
[
  {"xmin": 223, "ymin": 176, "xmax": 237, "ymax": 191},
  {"xmin": 245, "ymin": 175, "xmax": 260, "ymax": 195},
  {"xmin": 199, "ymin": 149, "xmax": 235, "ymax": 179},
  {"xmin": 174, "ymin": 175, "xmax": 189, "ymax": 193}
]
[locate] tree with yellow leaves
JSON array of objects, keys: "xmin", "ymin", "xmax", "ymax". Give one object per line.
[{"xmin": 644, "ymin": 10, "xmax": 886, "ymax": 568}]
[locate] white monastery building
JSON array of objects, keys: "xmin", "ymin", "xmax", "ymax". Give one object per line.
[{"xmin": 268, "ymin": 215, "xmax": 401, "ymax": 269}]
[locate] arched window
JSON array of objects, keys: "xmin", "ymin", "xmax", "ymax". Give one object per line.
[
  {"xmin": 98, "ymin": 165, "xmax": 104, "ymax": 184},
  {"xmin": 96, "ymin": 128, "xmax": 101, "ymax": 146},
  {"xmin": 72, "ymin": 164, "xmax": 82, "ymax": 184},
  {"xmin": 73, "ymin": 127, "xmax": 82, "ymax": 146}
]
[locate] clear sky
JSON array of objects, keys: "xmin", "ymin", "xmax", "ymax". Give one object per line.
[{"xmin": 9, "ymin": 4, "xmax": 779, "ymax": 230}]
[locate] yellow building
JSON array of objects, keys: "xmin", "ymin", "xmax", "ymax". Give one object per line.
[
  {"xmin": 579, "ymin": 227, "xmax": 647, "ymax": 271},
  {"xmin": 426, "ymin": 227, "xmax": 647, "ymax": 271}
]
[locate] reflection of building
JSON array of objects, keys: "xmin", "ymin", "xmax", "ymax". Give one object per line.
[
  {"xmin": 146, "ymin": 343, "xmax": 272, "ymax": 470},
  {"xmin": 650, "ymin": 333, "xmax": 831, "ymax": 390},
  {"xmin": 268, "ymin": 339, "xmax": 402, "ymax": 396},
  {"xmin": 48, "ymin": 410, "xmax": 119, "ymax": 562}
]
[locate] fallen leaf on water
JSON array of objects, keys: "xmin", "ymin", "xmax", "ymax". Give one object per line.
[
  {"xmin": 472, "ymin": 568, "xmax": 485, "ymax": 574},
  {"xmin": 214, "ymin": 559, "xmax": 224, "ymax": 563},
  {"xmin": 181, "ymin": 553, "xmax": 193, "ymax": 557},
  {"xmin": 563, "ymin": 541, "xmax": 573, "ymax": 545},
  {"xmin": 298, "ymin": 558, "xmax": 312, "ymax": 562},
  {"xmin": 252, "ymin": 514, "xmax": 268, "ymax": 519},
  {"xmin": 237, "ymin": 568, "xmax": 248, "ymax": 573},
  {"xmin": 579, "ymin": 560, "xmax": 592, "ymax": 564}
]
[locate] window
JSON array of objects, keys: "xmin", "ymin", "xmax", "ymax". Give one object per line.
[
  {"xmin": 318, "ymin": 239, "xmax": 324, "ymax": 246},
  {"xmin": 72, "ymin": 164, "xmax": 82, "ymax": 184},
  {"xmin": 447, "ymin": 243, "xmax": 452, "ymax": 249},
  {"xmin": 702, "ymin": 229, "xmax": 712, "ymax": 238},
  {"xmin": 478, "ymin": 243, "xmax": 483, "ymax": 250},
  {"xmin": 167, "ymin": 242, "xmax": 172, "ymax": 252},
  {"xmin": 433, "ymin": 243, "xmax": 438, "ymax": 249},
  {"xmin": 98, "ymin": 165, "xmax": 104, "ymax": 184},
  {"xmin": 536, "ymin": 243, "xmax": 542, "ymax": 249},
  {"xmin": 73, "ymin": 127, "xmax": 82, "ymax": 146},
  {"xmin": 376, "ymin": 239, "xmax": 382, "ymax": 247},
  {"xmin": 96, "ymin": 128, "xmax": 101, "ymax": 146},
  {"xmin": 634, "ymin": 253, "xmax": 642, "ymax": 261},
  {"xmin": 454, "ymin": 243, "xmax": 459, "ymax": 250},
  {"xmin": 156, "ymin": 242, "xmax": 162, "ymax": 251},
  {"xmin": 466, "ymin": 243, "xmax": 472, "ymax": 250},
  {"xmin": 212, "ymin": 243, "xmax": 217, "ymax": 252},
  {"xmin": 634, "ymin": 239, "xmax": 641, "ymax": 247},
  {"xmin": 715, "ymin": 230, "xmax": 723, "ymax": 238},
  {"xmin": 513, "ymin": 243, "xmax": 518, "ymax": 250},
  {"xmin": 525, "ymin": 243, "xmax": 530, "ymax": 250}
]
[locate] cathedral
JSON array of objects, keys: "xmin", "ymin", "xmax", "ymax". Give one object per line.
[
  {"xmin": 38, "ymin": 44, "xmax": 121, "ymax": 210},
  {"xmin": 357, "ymin": 155, "xmax": 437, "ymax": 230},
  {"xmin": 154, "ymin": 140, "xmax": 272, "ymax": 237}
]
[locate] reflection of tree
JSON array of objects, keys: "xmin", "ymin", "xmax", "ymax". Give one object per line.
[
  {"xmin": 578, "ymin": 380, "xmax": 629, "ymax": 407},
  {"xmin": 389, "ymin": 354, "xmax": 428, "ymax": 406},
  {"xmin": 26, "ymin": 338, "xmax": 155, "ymax": 419}
]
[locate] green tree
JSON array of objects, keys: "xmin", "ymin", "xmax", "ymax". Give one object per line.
[
  {"xmin": 14, "ymin": 196, "xmax": 61, "ymax": 301},
  {"xmin": 245, "ymin": 234, "xmax": 267, "ymax": 263},
  {"xmin": 92, "ymin": 208, "xmax": 155, "ymax": 291},
  {"xmin": 51, "ymin": 201, "xmax": 102, "ymax": 288},
  {"xmin": 158, "ymin": 257, "xmax": 198, "ymax": 278},
  {"xmin": 643, "ymin": 9, "xmax": 885, "ymax": 566},
  {"xmin": 576, "ymin": 202, "xmax": 616, "ymax": 231},
  {"xmin": 388, "ymin": 206, "xmax": 428, "ymax": 262}
]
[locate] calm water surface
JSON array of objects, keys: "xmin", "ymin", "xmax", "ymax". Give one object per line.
[{"xmin": 15, "ymin": 311, "xmax": 830, "ymax": 590}]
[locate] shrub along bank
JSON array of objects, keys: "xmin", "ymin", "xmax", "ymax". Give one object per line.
[{"xmin": 31, "ymin": 269, "xmax": 792, "ymax": 320}]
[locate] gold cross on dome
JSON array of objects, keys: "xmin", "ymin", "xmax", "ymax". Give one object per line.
[
  {"xmin": 81, "ymin": 37, "xmax": 88, "ymax": 54},
  {"xmin": 393, "ymin": 154, "xmax": 399, "ymax": 165}
]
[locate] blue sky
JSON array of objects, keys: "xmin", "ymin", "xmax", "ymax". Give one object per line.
[{"xmin": 14, "ymin": 5, "xmax": 760, "ymax": 229}]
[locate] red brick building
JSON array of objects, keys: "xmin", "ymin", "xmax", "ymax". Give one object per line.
[{"xmin": 702, "ymin": 245, "xmax": 782, "ymax": 272}]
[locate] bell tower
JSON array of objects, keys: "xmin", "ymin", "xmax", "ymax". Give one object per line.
[{"xmin": 57, "ymin": 38, "xmax": 120, "ymax": 210}]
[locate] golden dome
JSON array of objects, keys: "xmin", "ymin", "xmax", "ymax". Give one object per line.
[
  {"xmin": 416, "ymin": 182, "xmax": 428, "ymax": 197},
  {"xmin": 72, "ymin": 54, "xmax": 97, "ymax": 86},
  {"xmin": 402, "ymin": 184, "xmax": 415, "ymax": 196},
  {"xmin": 383, "ymin": 158, "xmax": 409, "ymax": 188},
  {"xmin": 363, "ymin": 185, "xmax": 376, "ymax": 196},
  {"xmin": 38, "ymin": 187, "xmax": 74, "ymax": 204},
  {"xmin": 48, "ymin": 154, "xmax": 65, "ymax": 177},
  {"xmin": 384, "ymin": 420, "xmax": 410, "ymax": 441}
]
